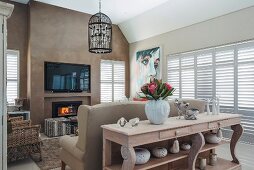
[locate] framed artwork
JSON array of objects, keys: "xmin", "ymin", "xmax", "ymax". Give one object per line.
[{"xmin": 135, "ymin": 47, "xmax": 161, "ymax": 92}]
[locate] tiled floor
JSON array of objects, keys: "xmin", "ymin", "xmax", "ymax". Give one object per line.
[
  {"xmin": 217, "ymin": 142, "xmax": 254, "ymax": 170},
  {"xmin": 8, "ymin": 158, "xmax": 40, "ymax": 170},
  {"xmin": 7, "ymin": 158, "xmax": 71, "ymax": 170},
  {"xmin": 7, "ymin": 142, "xmax": 254, "ymax": 170}
]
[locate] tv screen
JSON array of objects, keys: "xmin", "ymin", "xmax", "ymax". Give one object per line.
[{"xmin": 45, "ymin": 62, "xmax": 90, "ymax": 92}]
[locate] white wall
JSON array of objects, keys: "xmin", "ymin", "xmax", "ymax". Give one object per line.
[{"xmin": 130, "ymin": 6, "xmax": 254, "ymax": 97}]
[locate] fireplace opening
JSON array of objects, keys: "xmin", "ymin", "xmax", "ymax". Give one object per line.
[{"xmin": 52, "ymin": 101, "xmax": 82, "ymax": 118}]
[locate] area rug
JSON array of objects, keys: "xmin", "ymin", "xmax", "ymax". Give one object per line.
[{"xmin": 32, "ymin": 138, "xmax": 61, "ymax": 170}]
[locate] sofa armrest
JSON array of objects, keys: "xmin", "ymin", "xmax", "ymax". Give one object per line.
[{"xmin": 60, "ymin": 136, "xmax": 85, "ymax": 161}]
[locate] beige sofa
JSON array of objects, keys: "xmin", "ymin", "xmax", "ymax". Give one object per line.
[{"xmin": 59, "ymin": 99, "xmax": 205, "ymax": 170}]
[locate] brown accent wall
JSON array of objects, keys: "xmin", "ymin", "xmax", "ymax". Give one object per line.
[
  {"xmin": 28, "ymin": 1, "xmax": 129, "ymax": 125},
  {"xmin": 4, "ymin": 0, "xmax": 28, "ymax": 98}
]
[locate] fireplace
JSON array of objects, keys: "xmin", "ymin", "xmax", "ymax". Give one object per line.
[{"xmin": 52, "ymin": 101, "xmax": 82, "ymax": 118}]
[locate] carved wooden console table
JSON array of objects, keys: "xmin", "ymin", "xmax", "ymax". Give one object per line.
[{"xmin": 101, "ymin": 113, "xmax": 243, "ymax": 170}]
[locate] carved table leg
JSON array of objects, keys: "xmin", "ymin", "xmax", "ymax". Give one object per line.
[
  {"xmin": 188, "ymin": 132, "xmax": 205, "ymax": 170},
  {"xmin": 121, "ymin": 146, "xmax": 136, "ymax": 170},
  {"xmin": 230, "ymin": 124, "xmax": 243, "ymax": 164}
]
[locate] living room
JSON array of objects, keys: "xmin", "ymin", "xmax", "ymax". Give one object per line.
[{"xmin": 0, "ymin": 0, "xmax": 254, "ymax": 170}]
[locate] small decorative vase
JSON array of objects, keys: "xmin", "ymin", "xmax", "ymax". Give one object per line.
[
  {"xmin": 134, "ymin": 148, "xmax": 151, "ymax": 165},
  {"xmin": 145, "ymin": 100, "xmax": 170, "ymax": 124},
  {"xmin": 209, "ymin": 153, "xmax": 217, "ymax": 166},
  {"xmin": 198, "ymin": 157, "xmax": 207, "ymax": 170},
  {"xmin": 180, "ymin": 143, "xmax": 191, "ymax": 151},
  {"xmin": 152, "ymin": 147, "xmax": 168, "ymax": 158},
  {"xmin": 169, "ymin": 139, "xmax": 180, "ymax": 154},
  {"xmin": 205, "ymin": 129, "xmax": 223, "ymax": 144}
]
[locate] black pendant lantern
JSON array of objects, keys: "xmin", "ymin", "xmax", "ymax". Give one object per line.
[{"xmin": 88, "ymin": 0, "xmax": 112, "ymax": 54}]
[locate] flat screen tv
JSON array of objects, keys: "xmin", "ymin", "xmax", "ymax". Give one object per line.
[{"xmin": 45, "ymin": 62, "xmax": 90, "ymax": 92}]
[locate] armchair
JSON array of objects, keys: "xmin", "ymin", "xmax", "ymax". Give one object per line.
[{"xmin": 7, "ymin": 116, "xmax": 41, "ymax": 162}]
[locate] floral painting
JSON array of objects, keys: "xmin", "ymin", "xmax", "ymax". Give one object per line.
[{"xmin": 136, "ymin": 47, "xmax": 161, "ymax": 93}]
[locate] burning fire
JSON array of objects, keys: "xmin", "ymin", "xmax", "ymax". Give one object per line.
[{"xmin": 58, "ymin": 107, "xmax": 70, "ymax": 115}]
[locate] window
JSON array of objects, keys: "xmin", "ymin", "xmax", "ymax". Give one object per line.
[
  {"xmin": 100, "ymin": 60, "xmax": 125, "ymax": 103},
  {"xmin": 6, "ymin": 50, "xmax": 19, "ymax": 105},
  {"xmin": 167, "ymin": 40, "xmax": 254, "ymax": 144}
]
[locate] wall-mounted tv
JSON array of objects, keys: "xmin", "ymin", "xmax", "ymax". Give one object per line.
[{"xmin": 44, "ymin": 62, "xmax": 90, "ymax": 93}]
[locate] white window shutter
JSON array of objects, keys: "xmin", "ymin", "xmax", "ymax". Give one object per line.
[
  {"xmin": 6, "ymin": 50, "xmax": 19, "ymax": 105},
  {"xmin": 196, "ymin": 53, "xmax": 213, "ymax": 99},
  {"xmin": 100, "ymin": 62, "xmax": 113, "ymax": 103},
  {"xmin": 215, "ymin": 49, "xmax": 234, "ymax": 112},
  {"xmin": 181, "ymin": 56, "xmax": 195, "ymax": 98},
  {"xmin": 238, "ymin": 46, "xmax": 254, "ymax": 136},
  {"xmin": 167, "ymin": 57, "xmax": 180, "ymax": 98},
  {"xmin": 113, "ymin": 62, "xmax": 125, "ymax": 101},
  {"xmin": 100, "ymin": 60, "xmax": 125, "ymax": 103}
]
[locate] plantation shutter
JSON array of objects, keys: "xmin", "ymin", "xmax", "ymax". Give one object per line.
[
  {"xmin": 167, "ymin": 41, "xmax": 254, "ymax": 143},
  {"xmin": 181, "ymin": 55, "xmax": 195, "ymax": 98},
  {"xmin": 215, "ymin": 48, "xmax": 235, "ymax": 113},
  {"xmin": 100, "ymin": 60, "xmax": 125, "ymax": 103},
  {"xmin": 196, "ymin": 52, "xmax": 213, "ymax": 99},
  {"xmin": 101, "ymin": 61, "xmax": 113, "ymax": 103},
  {"xmin": 167, "ymin": 56, "xmax": 180, "ymax": 98},
  {"xmin": 237, "ymin": 44, "xmax": 254, "ymax": 137},
  {"xmin": 113, "ymin": 62, "xmax": 125, "ymax": 101},
  {"xmin": 6, "ymin": 50, "xmax": 19, "ymax": 105}
]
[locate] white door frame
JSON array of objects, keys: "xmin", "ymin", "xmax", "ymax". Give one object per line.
[
  {"xmin": 0, "ymin": 2, "xmax": 14, "ymax": 170},
  {"xmin": 0, "ymin": 15, "xmax": 5, "ymax": 170}
]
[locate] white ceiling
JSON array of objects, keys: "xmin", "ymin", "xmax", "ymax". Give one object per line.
[
  {"xmin": 34, "ymin": 0, "xmax": 169, "ymax": 24},
  {"xmin": 119, "ymin": 0, "xmax": 254, "ymax": 43},
  {"xmin": 11, "ymin": 0, "xmax": 254, "ymax": 43}
]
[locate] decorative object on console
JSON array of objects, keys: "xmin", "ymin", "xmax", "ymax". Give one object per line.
[
  {"xmin": 198, "ymin": 157, "xmax": 207, "ymax": 170},
  {"xmin": 205, "ymin": 128, "xmax": 223, "ymax": 144},
  {"xmin": 180, "ymin": 143, "xmax": 191, "ymax": 151},
  {"xmin": 152, "ymin": 147, "xmax": 168, "ymax": 158},
  {"xmin": 209, "ymin": 153, "xmax": 217, "ymax": 166},
  {"xmin": 185, "ymin": 108, "xmax": 199, "ymax": 120},
  {"xmin": 206, "ymin": 98, "xmax": 212, "ymax": 115},
  {"xmin": 141, "ymin": 78, "xmax": 175, "ymax": 124},
  {"xmin": 117, "ymin": 117, "xmax": 140, "ymax": 128},
  {"xmin": 88, "ymin": 0, "xmax": 112, "ymax": 54},
  {"xmin": 212, "ymin": 96, "xmax": 220, "ymax": 115},
  {"xmin": 136, "ymin": 47, "xmax": 161, "ymax": 93},
  {"xmin": 145, "ymin": 100, "xmax": 170, "ymax": 124},
  {"xmin": 117, "ymin": 117, "xmax": 127, "ymax": 127},
  {"xmin": 174, "ymin": 99, "xmax": 190, "ymax": 119},
  {"xmin": 134, "ymin": 147, "xmax": 150, "ymax": 165},
  {"xmin": 129, "ymin": 117, "xmax": 140, "ymax": 127},
  {"xmin": 169, "ymin": 139, "xmax": 180, "ymax": 154}
]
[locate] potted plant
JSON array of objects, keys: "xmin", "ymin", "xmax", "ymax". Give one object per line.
[{"xmin": 140, "ymin": 79, "xmax": 175, "ymax": 124}]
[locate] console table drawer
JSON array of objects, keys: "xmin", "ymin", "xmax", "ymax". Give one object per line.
[
  {"xmin": 159, "ymin": 127, "xmax": 190, "ymax": 139},
  {"xmin": 208, "ymin": 122, "xmax": 220, "ymax": 129},
  {"xmin": 219, "ymin": 118, "xmax": 241, "ymax": 127}
]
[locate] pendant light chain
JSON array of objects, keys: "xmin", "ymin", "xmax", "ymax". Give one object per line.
[{"xmin": 99, "ymin": 0, "xmax": 101, "ymax": 13}]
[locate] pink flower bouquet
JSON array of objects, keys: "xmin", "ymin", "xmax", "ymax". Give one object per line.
[{"xmin": 140, "ymin": 79, "xmax": 175, "ymax": 100}]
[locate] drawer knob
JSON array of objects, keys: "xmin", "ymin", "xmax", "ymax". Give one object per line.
[{"xmin": 175, "ymin": 130, "xmax": 179, "ymax": 136}]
